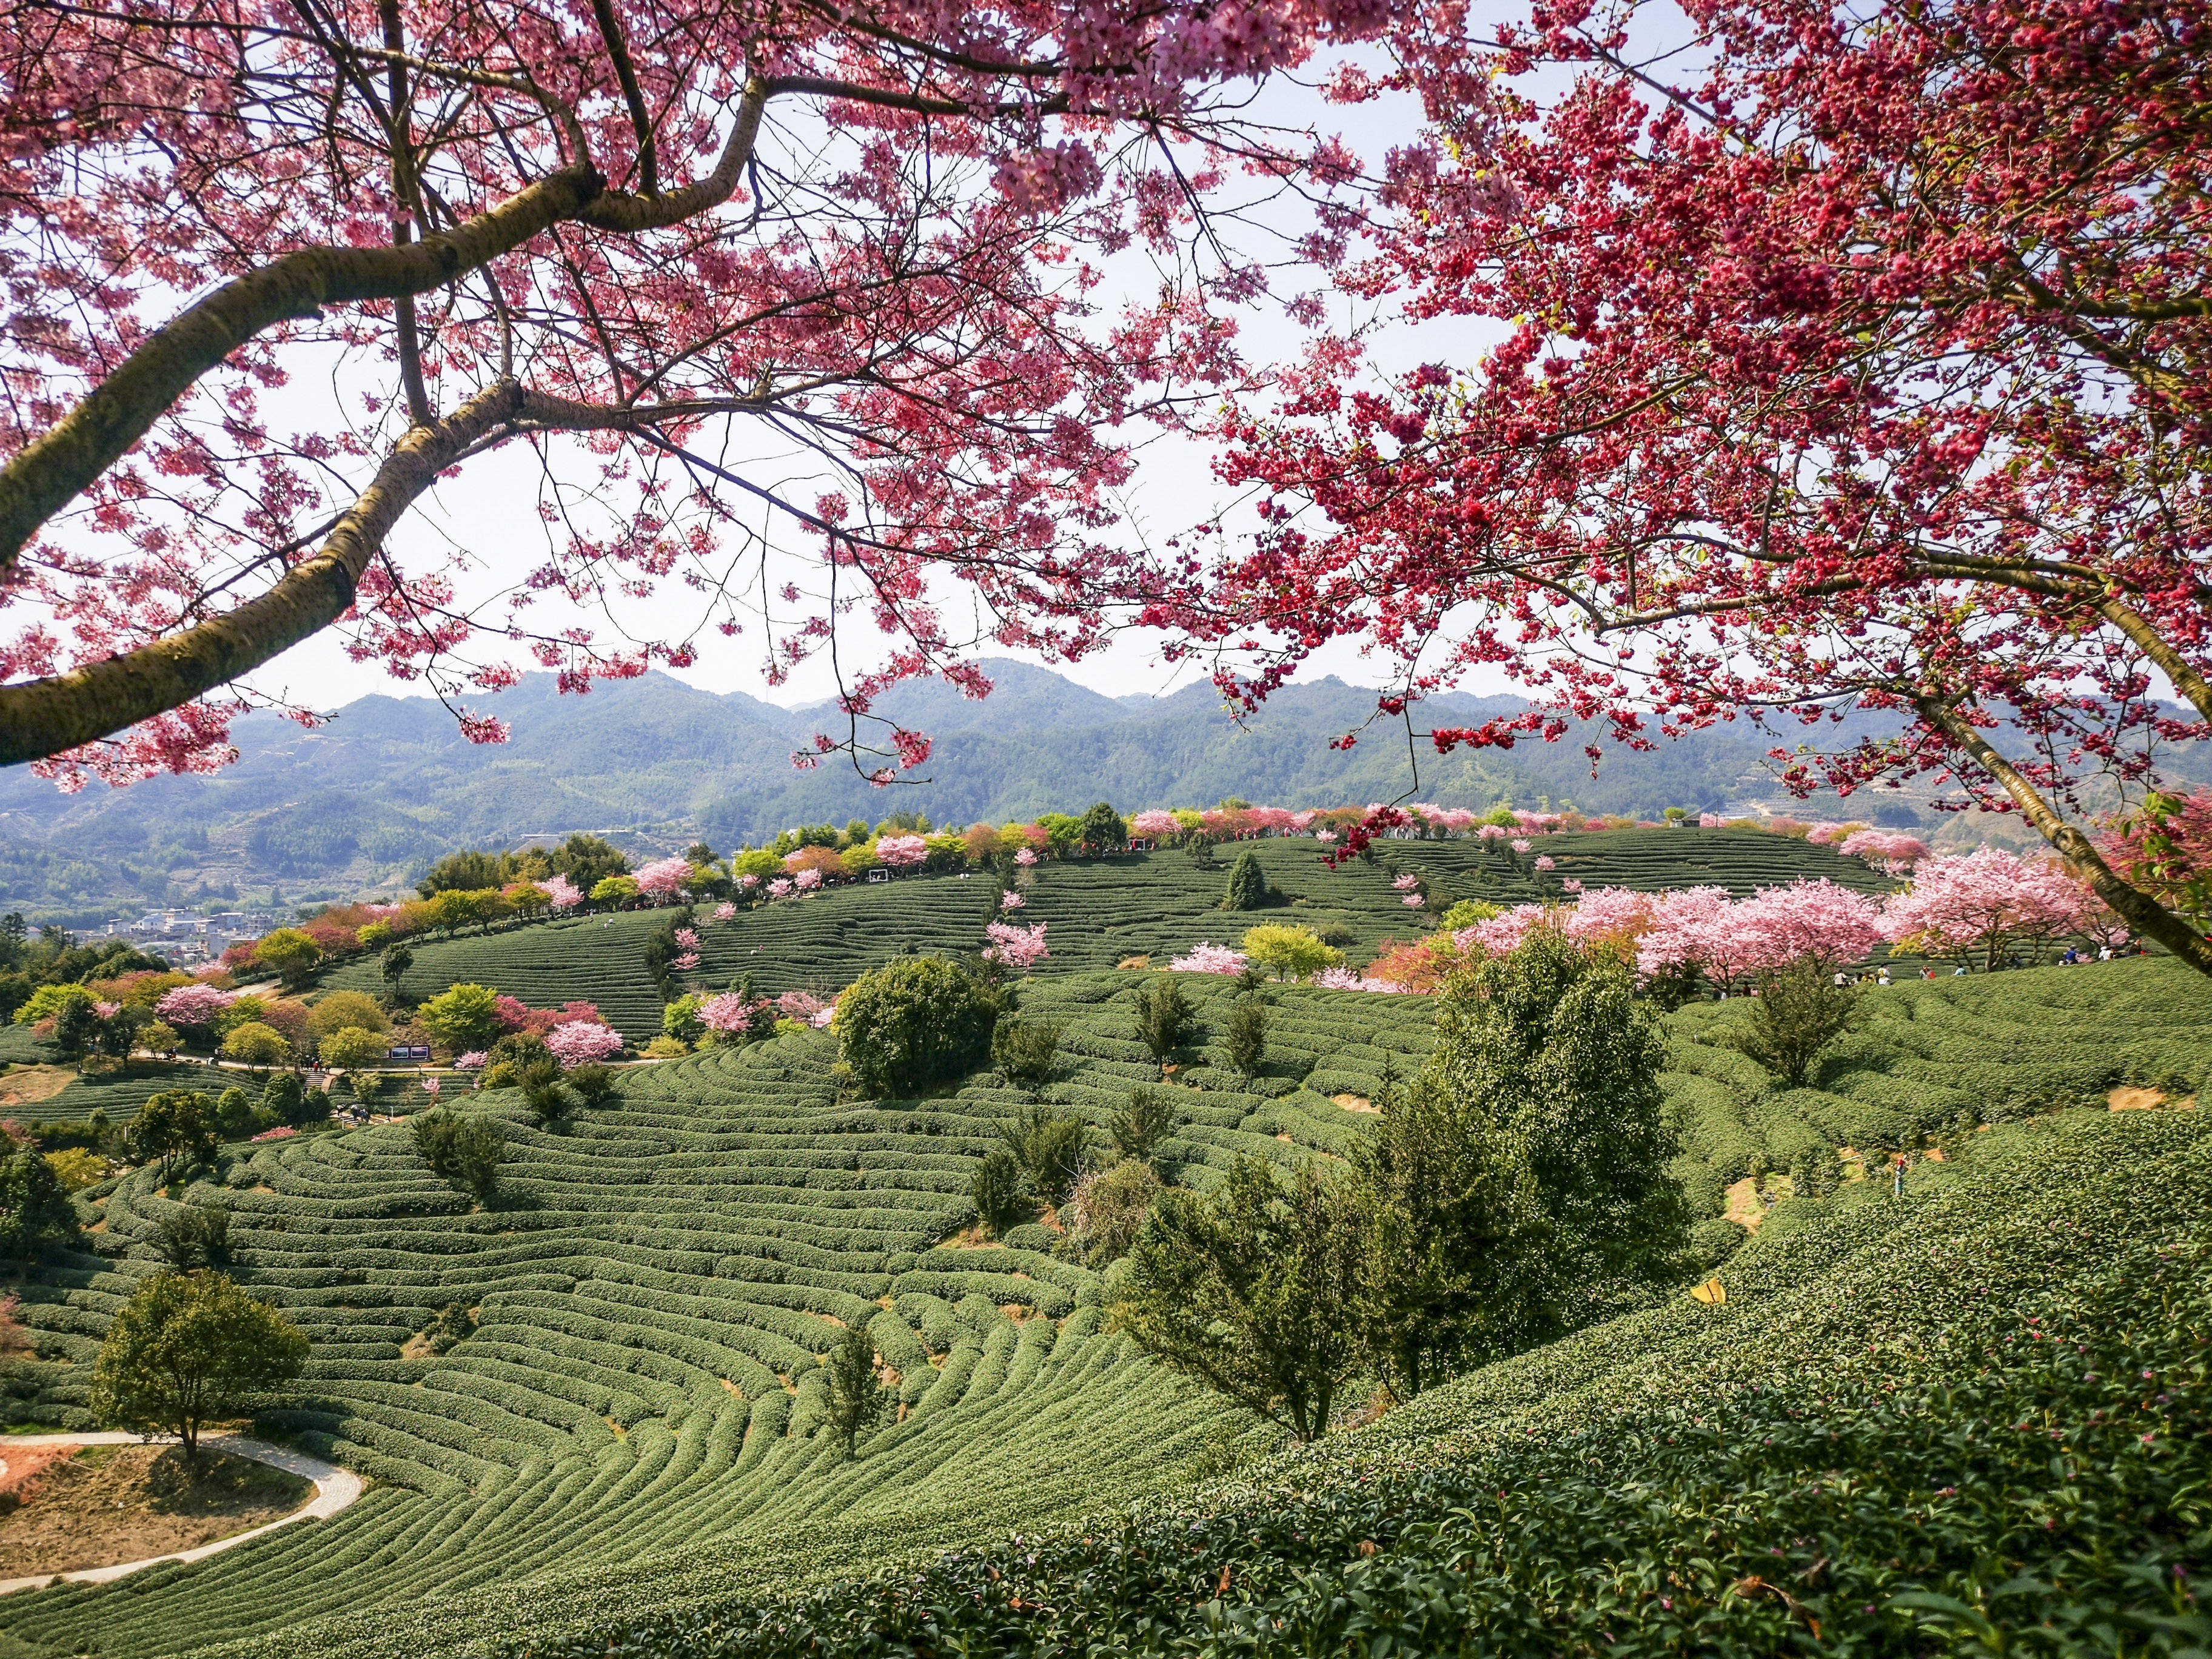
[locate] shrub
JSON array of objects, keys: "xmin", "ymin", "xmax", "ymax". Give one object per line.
[
  {"xmin": 419, "ymin": 982, "xmax": 506, "ymax": 1051},
  {"xmin": 260, "ymin": 1071, "xmax": 306, "ymax": 1125},
  {"xmin": 834, "ymin": 957, "xmax": 997, "ymax": 1096},
  {"xmin": 1219, "ymin": 997, "xmax": 1269, "ymax": 1076},
  {"xmin": 41, "ymin": 1147, "xmax": 105, "ymax": 1192},
  {"xmin": 411, "ymin": 1111, "xmax": 504, "ymax": 1205},
  {"xmin": 1241, "ymin": 923, "xmax": 1342, "ymax": 981},
  {"xmin": 213, "ymin": 1086, "xmax": 255, "ymax": 1139},
  {"xmin": 1222, "ymin": 849, "xmax": 1268, "ymax": 911},
  {"xmin": 1067, "ymin": 1159, "xmax": 1161, "ymax": 1264},
  {"xmin": 990, "ymin": 1016, "xmax": 1063, "ymax": 1088},
  {"xmin": 1130, "ymin": 977, "xmax": 1196, "ymax": 1067},
  {"xmin": 643, "ymin": 1036, "xmax": 690, "ymax": 1059},
  {"xmin": 253, "ymin": 927, "xmax": 322, "ymax": 988},
  {"xmin": 566, "ymin": 1064, "xmax": 616, "ymax": 1107},
  {"xmin": 221, "ymin": 1021, "xmax": 292, "ymax": 1068},
  {"xmin": 424, "ymin": 1302, "xmax": 475, "ymax": 1354},
  {"xmin": 151, "ymin": 1204, "xmax": 230, "ymax": 1271},
  {"xmin": 1688, "ymin": 1216, "xmax": 1748, "ymax": 1269},
  {"xmin": 970, "ymin": 1147, "xmax": 1029, "ymax": 1237},
  {"xmin": 1108, "ymin": 1088, "xmax": 1176, "ymax": 1166},
  {"xmin": 1116, "ymin": 1156, "xmax": 1360, "ymax": 1443},
  {"xmin": 998, "ymin": 1105, "xmax": 1086, "ymax": 1206},
  {"xmin": 1727, "ymin": 959, "xmax": 1863, "ymax": 1086}
]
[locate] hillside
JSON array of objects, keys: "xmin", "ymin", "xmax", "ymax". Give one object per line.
[
  {"xmin": 0, "ymin": 953, "xmax": 2204, "ymax": 1659},
  {"xmin": 0, "ymin": 665, "xmax": 1936, "ymax": 925}
]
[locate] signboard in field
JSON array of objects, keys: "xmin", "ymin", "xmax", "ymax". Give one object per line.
[{"xmin": 387, "ymin": 1044, "xmax": 432, "ymax": 1062}]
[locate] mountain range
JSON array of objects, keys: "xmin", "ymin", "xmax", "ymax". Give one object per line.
[{"xmin": 0, "ymin": 662, "xmax": 1976, "ymax": 923}]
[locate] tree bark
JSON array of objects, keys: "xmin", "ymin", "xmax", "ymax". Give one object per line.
[{"xmin": 1915, "ymin": 698, "xmax": 2212, "ymax": 977}]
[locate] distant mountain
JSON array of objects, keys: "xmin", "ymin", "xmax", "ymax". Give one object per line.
[{"xmin": 0, "ymin": 660, "xmax": 1945, "ymax": 923}]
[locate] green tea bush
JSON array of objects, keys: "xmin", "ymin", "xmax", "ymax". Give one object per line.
[{"xmin": 835, "ymin": 957, "xmax": 997, "ymax": 1097}]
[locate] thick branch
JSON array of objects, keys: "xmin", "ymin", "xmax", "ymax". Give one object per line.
[
  {"xmin": 587, "ymin": 0, "xmax": 657, "ymax": 195},
  {"xmin": 0, "ymin": 379, "xmax": 528, "ymax": 766},
  {"xmin": 0, "ymin": 73, "xmax": 773, "ymax": 574},
  {"xmin": 1916, "ymin": 697, "xmax": 2212, "ymax": 977}
]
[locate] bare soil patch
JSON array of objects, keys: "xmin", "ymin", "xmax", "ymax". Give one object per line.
[
  {"xmin": 1331, "ymin": 1093, "xmax": 1377, "ymax": 1114},
  {"xmin": 0, "ymin": 1444, "xmax": 312, "ymax": 1578},
  {"xmin": 0, "ymin": 1067, "xmax": 75, "ymax": 1109}
]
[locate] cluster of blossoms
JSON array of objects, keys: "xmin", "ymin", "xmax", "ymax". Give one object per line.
[
  {"xmin": 1167, "ymin": 942, "xmax": 1247, "ymax": 974},
  {"xmin": 543, "ymin": 875, "xmax": 584, "ymax": 911},
  {"xmin": 999, "ymin": 890, "xmax": 1025, "ymax": 910},
  {"xmin": 634, "ymin": 857, "xmax": 694, "ymax": 902},
  {"xmin": 983, "ymin": 920, "xmax": 1050, "ymax": 971},
  {"xmin": 713, "ymin": 902, "xmax": 736, "ymax": 922},
  {"xmin": 154, "ymin": 983, "xmax": 240, "ymax": 1029},
  {"xmin": 454, "ymin": 1051, "xmax": 489, "ymax": 1070},
  {"xmin": 873, "ymin": 834, "xmax": 930, "ymax": 869},
  {"xmin": 546, "ymin": 1021, "xmax": 623, "ymax": 1065}
]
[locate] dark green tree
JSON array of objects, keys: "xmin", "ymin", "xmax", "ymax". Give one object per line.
[
  {"xmin": 0, "ymin": 1149, "xmax": 78, "ymax": 1271},
  {"xmin": 1349, "ymin": 928, "xmax": 1689, "ymax": 1401},
  {"xmin": 835, "ymin": 957, "xmax": 998, "ymax": 1096},
  {"xmin": 379, "ymin": 942, "xmax": 415, "ymax": 998},
  {"xmin": 970, "ymin": 1148, "xmax": 1030, "ymax": 1237},
  {"xmin": 1222, "ymin": 848, "xmax": 1267, "ymax": 911},
  {"xmin": 151, "ymin": 1204, "xmax": 231, "ymax": 1272},
  {"xmin": 260, "ymin": 1071, "xmax": 306, "ymax": 1126},
  {"xmin": 990, "ymin": 1016, "xmax": 1063, "ymax": 1089},
  {"xmin": 1116, "ymin": 1157, "xmax": 1361, "ymax": 1443},
  {"xmin": 997, "ymin": 1105, "xmax": 1085, "ymax": 1206},
  {"xmin": 825, "ymin": 1322, "xmax": 888, "ymax": 1458},
  {"xmin": 412, "ymin": 1111, "xmax": 505, "ymax": 1205},
  {"xmin": 90, "ymin": 1271, "xmax": 308, "ymax": 1458},
  {"xmin": 1219, "ymin": 997, "xmax": 1268, "ymax": 1076},
  {"xmin": 1726, "ymin": 959, "xmax": 1863, "ymax": 1087},
  {"xmin": 566, "ymin": 1064, "xmax": 616, "ymax": 1107},
  {"xmin": 417, "ymin": 849, "xmax": 511, "ymax": 897},
  {"xmin": 1108, "ymin": 1087, "xmax": 1176, "ymax": 1167},
  {"xmin": 517, "ymin": 1057, "xmax": 570, "ymax": 1128},
  {"xmin": 1076, "ymin": 802, "xmax": 1127, "ymax": 856},
  {"xmin": 130, "ymin": 1091, "xmax": 221, "ymax": 1184},
  {"xmin": 51, "ymin": 990, "xmax": 101, "ymax": 1064},
  {"xmin": 1130, "ymin": 977, "xmax": 1196, "ymax": 1070}
]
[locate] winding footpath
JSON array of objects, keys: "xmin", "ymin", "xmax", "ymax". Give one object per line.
[{"xmin": 0, "ymin": 1433, "xmax": 361, "ymax": 1596}]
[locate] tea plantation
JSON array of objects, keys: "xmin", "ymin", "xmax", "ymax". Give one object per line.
[
  {"xmin": 311, "ymin": 828, "xmax": 1881, "ymax": 1039},
  {"xmin": 0, "ymin": 853, "xmax": 2202, "ymax": 1657}
]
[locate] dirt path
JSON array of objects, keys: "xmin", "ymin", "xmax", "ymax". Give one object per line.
[{"xmin": 0, "ymin": 1433, "xmax": 361, "ymax": 1596}]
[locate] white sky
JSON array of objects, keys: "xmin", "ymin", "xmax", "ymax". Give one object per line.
[{"xmin": 228, "ymin": 55, "xmax": 1524, "ymax": 719}]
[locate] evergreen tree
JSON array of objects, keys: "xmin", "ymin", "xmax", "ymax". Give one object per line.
[
  {"xmin": 825, "ymin": 1323, "xmax": 887, "ymax": 1458},
  {"xmin": 1130, "ymin": 978, "xmax": 1196, "ymax": 1070},
  {"xmin": 1222, "ymin": 849, "xmax": 1267, "ymax": 911},
  {"xmin": 1219, "ymin": 996, "xmax": 1268, "ymax": 1077},
  {"xmin": 0, "ymin": 1149, "xmax": 77, "ymax": 1271},
  {"xmin": 1349, "ymin": 929, "xmax": 1689, "ymax": 1399},
  {"xmin": 1116, "ymin": 1157, "xmax": 1360, "ymax": 1443}
]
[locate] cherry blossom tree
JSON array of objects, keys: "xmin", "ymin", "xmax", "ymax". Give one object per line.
[
  {"xmin": 1733, "ymin": 881, "xmax": 1885, "ymax": 976},
  {"xmin": 542, "ymin": 875, "xmax": 583, "ymax": 912},
  {"xmin": 634, "ymin": 858, "xmax": 691, "ymax": 903},
  {"xmin": 1166, "ymin": 942, "xmax": 1245, "ymax": 974},
  {"xmin": 1882, "ymin": 848, "xmax": 2099, "ymax": 971},
  {"xmin": 1128, "ymin": 809, "xmax": 1184, "ymax": 842},
  {"xmin": 982, "ymin": 919, "xmax": 1050, "ymax": 971},
  {"xmin": 1201, "ymin": 0, "xmax": 2212, "ymax": 977},
  {"xmin": 0, "ymin": 0, "xmax": 1418, "ymax": 789},
  {"xmin": 545, "ymin": 1020, "xmax": 622, "ymax": 1066},
  {"xmin": 874, "ymin": 835, "xmax": 930, "ymax": 870}
]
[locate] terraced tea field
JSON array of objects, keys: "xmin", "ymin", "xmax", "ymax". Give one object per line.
[
  {"xmin": 4, "ymin": 871, "xmax": 2204, "ymax": 1659},
  {"xmin": 317, "ymin": 828, "xmax": 1884, "ymax": 1030}
]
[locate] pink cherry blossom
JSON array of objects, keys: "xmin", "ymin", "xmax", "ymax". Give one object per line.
[
  {"xmin": 1734, "ymin": 880, "xmax": 1885, "ymax": 972},
  {"xmin": 155, "ymin": 984, "xmax": 238, "ymax": 1028},
  {"xmin": 1534, "ymin": 854, "xmax": 1556, "ymax": 871},
  {"xmin": 454, "ymin": 1051, "xmax": 489, "ymax": 1070},
  {"xmin": 635, "ymin": 857, "xmax": 692, "ymax": 902},
  {"xmin": 546, "ymin": 1021, "xmax": 624, "ymax": 1066},
  {"xmin": 1882, "ymin": 848, "xmax": 2094, "ymax": 970},
  {"xmin": 1561, "ymin": 877, "xmax": 1584, "ymax": 893},
  {"xmin": 999, "ymin": 890, "xmax": 1026, "ymax": 910},
  {"xmin": 1312, "ymin": 965, "xmax": 1407, "ymax": 993},
  {"xmin": 1478, "ymin": 825, "xmax": 1508, "ymax": 842},
  {"xmin": 1129, "ymin": 809, "xmax": 1183, "ymax": 840},
  {"xmin": 876, "ymin": 834, "xmax": 930, "ymax": 868},
  {"xmin": 1014, "ymin": 847, "xmax": 1039, "ymax": 867},
  {"xmin": 543, "ymin": 874, "xmax": 583, "ymax": 911},
  {"xmin": 738, "ymin": 874, "xmax": 760, "ymax": 891},
  {"xmin": 714, "ymin": 902, "xmax": 736, "ymax": 922},
  {"xmin": 1700, "ymin": 814, "xmax": 1727, "ymax": 829},
  {"xmin": 423, "ymin": 1077, "xmax": 439, "ymax": 1097},
  {"xmin": 672, "ymin": 952, "xmax": 701, "ymax": 971},
  {"xmin": 699, "ymin": 993, "xmax": 767, "ymax": 1034},
  {"xmin": 983, "ymin": 920, "xmax": 1050, "ymax": 971},
  {"xmin": 1634, "ymin": 886, "xmax": 1737, "ymax": 982},
  {"xmin": 1510, "ymin": 838, "xmax": 1532, "ymax": 854},
  {"xmin": 1391, "ymin": 873, "xmax": 1421, "ymax": 891},
  {"xmin": 674, "ymin": 928, "xmax": 699, "ymax": 949},
  {"xmin": 793, "ymin": 868, "xmax": 823, "ymax": 893},
  {"xmin": 768, "ymin": 878, "xmax": 794, "ymax": 899},
  {"xmin": 1167, "ymin": 942, "xmax": 1247, "ymax": 974},
  {"xmin": 1316, "ymin": 830, "xmax": 1338, "ymax": 845}
]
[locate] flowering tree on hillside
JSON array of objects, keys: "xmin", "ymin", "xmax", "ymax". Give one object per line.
[
  {"xmin": 982, "ymin": 921, "xmax": 1050, "ymax": 973},
  {"xmin": 1199, "ymin": 0, "xmax": 2212, "ymax": 975},
  {"xmin": 1882, "ymin": 849, "xmax": 2097, "ymax": 971},
  {"xmin": 545, "ymin": 1021, "xmax": 622, "ymax": 1067},
  {"xmin": 542, "ymin": 876, "xmax": 583, "ymax": 913},
  {"xmin": 634, "ymin": 859, "xmax": 692, "ymax": 903},
  {"xmin": 874, "ymin": 836, "xmax": 930, "ymax": 871}
]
